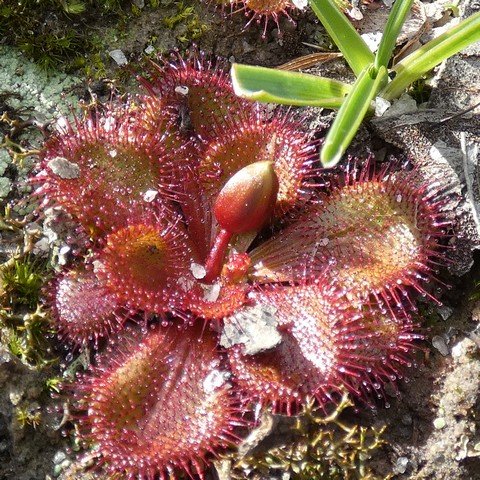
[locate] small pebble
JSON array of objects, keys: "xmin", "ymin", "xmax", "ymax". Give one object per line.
[
  {"xmin": 432, "ymin": 335, "xmax": 449, "ymax": 356},
  {"xmin": 53, "ymin": 451, "xmax": 67, "ymax": 465},
  {"xmin": 143, "ymin": 189, "xmax": 158, "ymax": 202},
  {"xmin": 202, "ymin": 283, "xmax": 221, "ymax": 303},
  {"xmin": 394, "ymin": 457, "xmax": 409, "ymax": 474},
  {"xmin": 175, "ymin": 86, "xmax": 189, "ymax": 95},
  {"xmin": 292, "ymin": 0, "xmax": 307, "ymax": 9},
  {"xmin": 437, "ymin": 305, "xmax": 453, "ymax": 320},
  {"xmin": 144, "ymin": 45, "xmax": 155, "ymax": 55},
  {"xmin": 433, "ymin": 417, "xmax": 446, "ymax": 429},
  {"xmin": 190, "ymin": 263, "xmax": 206, "ymax": 280},
  {"xmin": 48, "ymin": 157, "xmax": 80, "ymax": 180},
  {"xmin": 109, "ymin": 49, "xmax": 128, "ymax": 66}
]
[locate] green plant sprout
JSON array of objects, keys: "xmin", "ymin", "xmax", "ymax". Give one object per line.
[
  {"xmin": 45, "ymin": 376, "xmax": 63, "ymax": 393},
  {"xmin": 16, "ymin": 405, "xmax": 42, "ymax": 429},
  {"xmin": 231, "ymin": 0, "xmax": 480, "ymax": 167}
]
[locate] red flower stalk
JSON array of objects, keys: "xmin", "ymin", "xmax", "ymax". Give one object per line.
[
  {"xmin": 34, "ymin": 103, "xmax": 178, "ymax": 237},
  {"xmin": 228, "ymin": 283, "xmax": 419, "ymax": 414},
  {"xmin": 249, "ymin": 161, "xmax": 452, "ymax": 312},
  {"xmin": 49, "ymin": 267, "xmax": 126, "ymax": 348},
  {"xmin": 75, "ymin": 324, "xmax": 245, "ymax": 480},
  {"xmin": 95, "ymin": 211, "xmax": 194, "ymax": 314},
  {"xmin": 203, "ymin": 160, "xmax": 279, "ymax": 283}
]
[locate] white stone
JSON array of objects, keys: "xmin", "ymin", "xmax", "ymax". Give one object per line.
[
  {"xmin": 202, "ymin": 283, "xmax": 221, "ymax": 302},
  {"xmin": 108, "ymin": 49, "xmax": 128, "ymax": 66},
  {"xmin": 361, "ymin": 32, "xmax": 382, "ymax": 52},
  {"xmin": 375, "ymin": 97, "xmax": 391, "ymax": 117},
  {"xmin": 292, "ymin": 0, "xmax": 308, "ymax": 9},
  {"xmin": 190, "ymin": 262, "xmax": 206, "ymax": 279},
  {"xmin": 47, "ymin": 157, "xmax": 80, "ymax": 179},
  {"xmin": 143, "ymin": 189, "xmax": 158, "ymax": 202},
  {"xmin": 144, "ymin": 45, "xmax": 155, "ymax": 55},
  {"xmin": 175, "ymin": 86, "xmax": 189, "ymax": 95},
  {"xmin": 203, "ymin": 369, "xmax": 229, "ymax": 393}
]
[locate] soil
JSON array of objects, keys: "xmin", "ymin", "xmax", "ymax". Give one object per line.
[{"xmin": 0, "ymin": 0, "xmax": 479, "ymax": 479}]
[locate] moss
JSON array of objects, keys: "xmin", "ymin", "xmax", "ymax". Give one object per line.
[
  {"xmin": 163, "ymin": 1, "xmax": 210, "ymax": 43},
  {"xmin": 408, "ymin": 78, "xmax": 433, "ymax": 104},
  {"xmin": 0, "ymin": 0, "xmax": 209, "ymax": 79},
  {"xmin": 45, "ymin": 376, "xmax": 63, "ymax": 393},
  {"xmin": 0, "ymin": 303, "xmax": 57, "ymax": 366},
  {"xmin": 0, "ymin": 252, "xmax": 56, "ymax": 367},
  {"xmin": 1, "ymin": 256, "xmax": 47, "ymax": 309},
  {"xmin": 230, "ymin": 394, "xmax": 388, "ymax": 479},
  {"xmin": 16, "ymin": 405, "xmax": 42, "ymax": 429},
  {"xmin": 416, "ymin": 302, "xmax": 442, "ymax": 328}
]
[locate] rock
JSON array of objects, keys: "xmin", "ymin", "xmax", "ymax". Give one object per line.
[
  {"xmin": 47, "ymin": 157, "xmax": 80, "ymax": 180},
  {"xmin": 394, "ymin": 457, "xmax": 409, "ymax": 474},
  {"xmin": 432, "ymin": 335, "xmax": 450, "ymax": 356},
  {"xmin": 0, "ymin": 348, "xmax": 65, "ymax": 480},
  {"xmin": 220, "ymin": 303, "xmax": 282, "ymax": 355},
  {"xmin": 108, "ymin": 49, "xmax": 128, "ymax": 66},
  {"xmin": 52, "ymin": 451, "xmax": 67, "ymax": 465},
  {"xmin": 415, "ymin": 338, "xmax": 480, "ymax": 478}
]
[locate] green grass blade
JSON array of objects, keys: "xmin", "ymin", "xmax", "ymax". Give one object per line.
[
  {"xmin": 375, "ymin": 0, "xmax": 415, "ymax": 69},
  {"xmin": 231, "ymin": 63, "xmax": 351, "ymax": 108},
  {"xmin": 321, "ymin": 65, "xmax": 388, "ymax": 167},
  {"xmin": 381, "ymin": 11, "xmax": 480, "ymax": 100},
  {"xmin": 309, "ymin": 0, "xmax": 374, "ymax": 76}
]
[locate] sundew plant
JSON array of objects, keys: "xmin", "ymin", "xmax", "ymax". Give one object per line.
[{"xmin": 33, "ymin": 50, "xmax": 454, "ymax": 479}]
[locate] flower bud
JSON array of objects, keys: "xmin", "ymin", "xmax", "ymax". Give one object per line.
[{"xmin": 214, "ymin": 160, "xmax": 279, "ymax": 234}]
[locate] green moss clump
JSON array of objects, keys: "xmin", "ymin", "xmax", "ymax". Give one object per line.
[
  {"xmin": 0, "ymin": 0, "xmax": 210, "ymax": 78},
  {"xmin": 0, "ymin": 252, "xmax": 56, "ymax": 367},
  {"xmin": 231, "ymin": 394, "xmax": 388, "ymax": 480},
  {"xmin": 162, "ymin": 1, "xmax": 210, "ymax": 43},
  {"xmin": 16, "ymin": 404, "xmax": 42, "ymax": 429},
  {"xmin": 1, "ymin": 256, "xmax": 46, "ymax": 309}
]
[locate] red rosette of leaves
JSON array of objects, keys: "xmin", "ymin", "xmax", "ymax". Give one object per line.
[
  {"xmin": 33, "ymin": 102, "xmax": 178, "ymax": 237},
  {"xmin": 250, "ymin": 161, "xmax": 452, "ymax": 313},
  {"xmin": 237, "ymin": 0, "xmax": 295, "ymax": 37},
  {"xmin": 48, "ymin": 266, "xmax": 127, "ymax": 348},
  {"xmin": 74, "ymin": 324, "xmax": 245, "ymax": 480}
]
